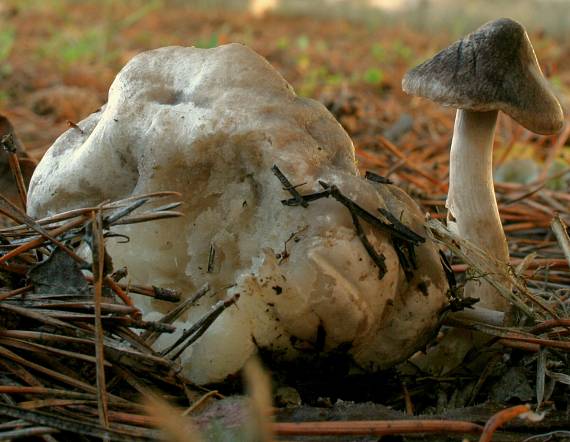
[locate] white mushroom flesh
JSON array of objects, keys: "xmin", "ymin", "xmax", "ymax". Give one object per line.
[{"xmin": 27, "ymin": 44, "xmax": 448, "ymax": 384}]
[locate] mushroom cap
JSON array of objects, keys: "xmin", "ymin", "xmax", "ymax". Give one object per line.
[{"xmin": 402, "ymin": 18, "xmax": 564, "ymax": 135}]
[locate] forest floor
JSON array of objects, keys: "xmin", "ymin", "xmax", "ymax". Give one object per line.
[{"xmin": 0, "ymin": 1, "xmax": 569, "ymax": 441}]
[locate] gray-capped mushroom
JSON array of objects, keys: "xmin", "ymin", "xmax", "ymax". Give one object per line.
[{"xmin": 402, "ymin": 18, "xmax": 564, "ymax": 314}]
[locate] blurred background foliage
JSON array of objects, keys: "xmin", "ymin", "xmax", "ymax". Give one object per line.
[{"xmin": 0, "ymin": 0, "xmax": 568, "ymax": 189}]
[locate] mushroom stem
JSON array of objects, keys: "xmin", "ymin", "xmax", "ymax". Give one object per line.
[{"xmin": 446, "ymin": 109, "xmax": 510, "ymax": 314}]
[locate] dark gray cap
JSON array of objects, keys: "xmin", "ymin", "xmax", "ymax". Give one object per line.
[{"xmin": 402, "ymin": 18, "xmax": 564, "ymax": 135}]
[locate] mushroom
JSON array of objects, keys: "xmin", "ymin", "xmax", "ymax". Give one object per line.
[
  {"xmin": 27, "ymin": 44, "xmax": 449, "ymax": 384},
  {"xmin": 402, "ymin": 18, "xmax": 564, "ymax": 314}
]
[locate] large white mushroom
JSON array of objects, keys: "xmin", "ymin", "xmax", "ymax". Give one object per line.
[
  {"xmin": 403, "ymin": 18, "xmax": 564, "ymax": 314},
  {"xmin": 27, "ymin": 44, "xmax": 448, "ymax": 384}
]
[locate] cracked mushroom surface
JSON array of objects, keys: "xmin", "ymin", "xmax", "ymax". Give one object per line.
[{"xmin": 27, "ymin": 44, "xmax": 448, "ymax": 384}]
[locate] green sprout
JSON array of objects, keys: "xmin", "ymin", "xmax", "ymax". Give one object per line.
[
  {"xmin": 296, "ymin": 34, "xmax": 310, "ymax": 51},
  {"xmin": 0, "ymin": 28, "xmax": 15, "ymax": 62},
  {"xmin": 363, "ymin": 67, "xmax": 383, "ymax": 85},
  {"xmin": 276, "ymin": 36, "xmax": 289, "ymax": 50},
  {"xmin": 195, "ymin": 33, "xmax": 220, "ymax": 49}
]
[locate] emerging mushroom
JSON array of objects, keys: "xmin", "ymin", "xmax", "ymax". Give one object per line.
[
  {"xmin": 402, "ymin": 18, "xmax": 564, "ymax": 314},
  {"xmin": 27, "ymin": 44, "xmax": 448, "ymax": 384}
]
